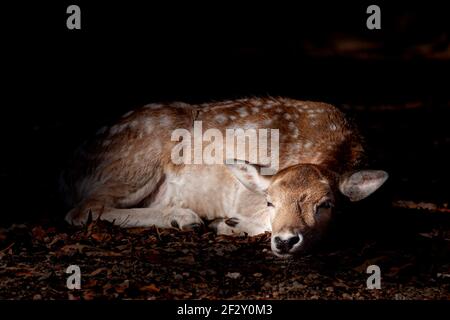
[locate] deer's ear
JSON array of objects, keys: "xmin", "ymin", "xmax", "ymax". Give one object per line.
[
  {"xmin": 339, "ymin": 170, "xmax": 388, "ymax": 202},
  {"xmin": 225, "ymin": 160, "xmax": 271, "ymax": 194}
]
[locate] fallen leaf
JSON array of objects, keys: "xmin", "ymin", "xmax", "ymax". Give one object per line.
[
  {"xmin": 0, "ymin": 243, "xmax": 15, "ymax": 254},
  {"xmin": 385, "ymin": 262, "xmax": 415, "ymax": 277},
  {"xmin": 226, "ymin": 272, "xmax": 241, "ymax": 279},
  {"xmin": 85, "ymin": 250, "xmax": 122, "ymax": 257},
  {"xmin": 83, "ymin": 279, "xmax": 98, "ymax": 288},
  {"xmin": 47, "ymin": 233, "xmax": 68, "ymax": 247},
  {"xmin": 139, "ymin": 284, "xmax": 160, "ymax": 293},
  {"xmin": 174, "ymin": 255, "xmax": 195, "ymax": 264},
  {"xmin": 89, "ymin": 268, "xmax": 108, "ymax": 276},
  {"xmin": 31, "ymin": 226, "xmax": 46, "ymax": 241},
  {"xmin": 68, "ymin": 293, "xmax": 80, "ymax": 300},
  {"xmin": 437, "ymin": 273, "xmax": 450, "ymax": 279},
  {"xmin": 82, "ymin": 290, "xmax": 96, "ymax": 300},
  {"xmin": 353, "ymin": 256, "xmax": 389, "ymax": 272},
  {"xmin": 115, "ymin": 280, "xmax": 130, "ymax": 294},
  {"xmin": 59, "ymin": 243, "xmax": 91, "ymax": 255},
  {"xmin": 91, "ymin": 233, "xmax": 112, "ymax": 242}
]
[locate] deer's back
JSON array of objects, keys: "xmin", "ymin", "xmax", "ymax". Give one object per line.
[
  {"xmin": 62, "ymin": 98, "xmax": 364, "ymax": 205},
  {"xmin": 197, "ymin": 97, "xmax": 365, "ymax": 173}
]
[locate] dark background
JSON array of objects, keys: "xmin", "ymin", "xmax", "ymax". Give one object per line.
[{"xmin": 1, "ymin": 1, "xmax": 449, "ymax": 223}]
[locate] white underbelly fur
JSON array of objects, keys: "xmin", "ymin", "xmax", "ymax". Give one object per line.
[{"xmin": 146, "ymin": 164, "xmax": 272, "ymax": 234}]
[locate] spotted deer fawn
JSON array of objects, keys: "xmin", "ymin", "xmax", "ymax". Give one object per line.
[{"xmin": 62, "ymin": 97, "xmax": 388, "ymax": 257}]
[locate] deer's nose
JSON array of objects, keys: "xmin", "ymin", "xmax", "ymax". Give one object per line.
[{"xmin": 273, "ymin": 233, "xmax": 302, "ymax": 253}]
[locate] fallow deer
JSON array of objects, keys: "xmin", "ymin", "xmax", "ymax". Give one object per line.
[{"xmin": 62, "ymin": 97, "xmax": 388, "ymax": 257}]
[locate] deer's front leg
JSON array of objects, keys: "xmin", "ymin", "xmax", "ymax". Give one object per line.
[
  {"xmin": 66, "ymin": 202, "xmax": 203, "ymax": 230},
  {"xmin": 165, "ymin": 207, "xmax": 204, "ymax": 231},
  {"xmin": 209, "ymin": 216, "xmax": 270, "ymax": 236}
]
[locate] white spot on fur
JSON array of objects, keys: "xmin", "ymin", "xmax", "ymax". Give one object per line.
[
  {"xmin": 133, "ymin": 151, "xmax": 147, "ymax": 164},
  {"xmin": 237, "ymin": 107, "xmax": 249, "ymax": 117},
  {"xmin": 109, "ymin": 125, "xmax": 119, "ymax": 135},
  {"xmin": 144, "ymin": 103, "xmax": 162, "ymax": 109},
  {"xmin": 172, "ymin": 102, "xmax": 191, "ymax": 109},
  {"xmin": 122, "ymin": 110, "xmax": 134, "ymax": 118},
  {"xmin": 252, "ymin": 100, "xmax": 263, "ymax": 106},
  {"xmin": 251, "ymin": 107, "xmax": 259, "ymax": 114},
  {"xmin": 96, "ymin": 126, "xmax": 108, "ymax": 135},
  {"xmin": 287, "ymin": 122, "xmax": 299, "ymax": 137},
  {"xmin": 110, "ymin": 124, "xmax": 127, "ymax": 135},
  {"xmin": 283, "ymin": 113, "xmax": 292, "ymax": 120},
  {"xmin": 228, "ymin": 122, "xmax": 258, "ymax": 130},
  {"xmin": 230, "ymin": 115, "xmax": 237, "ymax": 120},
  {"xmin": 144, "ymin": 118, "xmax": 154, "ymax": 134},
  {"xmin": 330, "ymin": 124, "xmax": 337, "ymax": 131},
  {"xmin": 310, "ymin": 152, "xmax": 323, "ymax": 163},
  {"xmin": 304, "ymin": 141, "xmax": 313, "ymax": 149},
  {"xmin": 158, "ymin": 115, "xmax": 172, "ymax": 127},
  {"xmin": 215, "ymin": 114, "xmax": 228, "ymax": 124},
  {"xmin": 291, "ymin": 143, "xmax": 302, "ymax": 153},
  {"xmin": 244, "ymin": 123, "xmax": 258, "ymax": 130}
]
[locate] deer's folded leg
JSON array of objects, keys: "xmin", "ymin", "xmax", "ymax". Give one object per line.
[
  {"xmin": 164, "ymin": 207, "xmax": 204, "ymax": 231},
  {"xmin": 66, "ymin": 202, "xmax": 203, "ymax": 230},
  {"xmin": 209, "ymin": 217, "xmax": 269, "ymax": 236},
  {"xmin": 66, "ymin": 205, "xmax": 165, "ymax": 228}
]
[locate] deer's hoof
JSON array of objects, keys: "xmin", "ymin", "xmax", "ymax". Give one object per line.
[
  {"xmin": 65, "ymin": 208, "xmax": 99, "ymax": 226},
  {"xmin": 169, "ymin": 208, "xmax": 203, "ymax": 231},
  {"xmin": 209, "ymin": 217, "xmax": 242, "ymax": 235}
]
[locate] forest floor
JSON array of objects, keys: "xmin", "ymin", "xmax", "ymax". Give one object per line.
[{"xmin": 0, "ymin": 209, "xmax": 449, "ymax": 300}]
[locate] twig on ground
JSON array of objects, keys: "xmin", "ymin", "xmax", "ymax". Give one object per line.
[{"xmin": 392, "ymin": 200, "xmax": 450, "ymax": 213}]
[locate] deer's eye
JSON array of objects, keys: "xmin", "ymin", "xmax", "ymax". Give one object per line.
[
  {"xmin": 317, "ymin": 200, "xmax": 333, "ymax": 210},
  {"xmin": 267, "ymin": 201, "xmax": 274, "ymax": 207}
]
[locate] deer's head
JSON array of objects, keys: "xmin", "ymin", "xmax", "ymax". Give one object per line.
[{"xmin": 226, "ymin": 162, "xmax": 388, "ymax": 258}]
